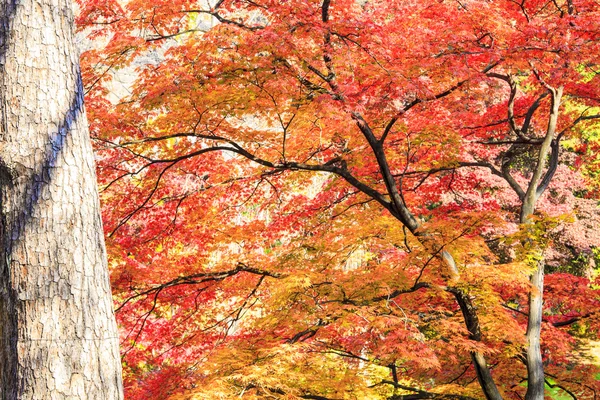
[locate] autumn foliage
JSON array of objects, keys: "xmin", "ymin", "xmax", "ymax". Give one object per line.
[{"xmin": 76, "ymin": 0, "xmax": 600, "ymax": 398}]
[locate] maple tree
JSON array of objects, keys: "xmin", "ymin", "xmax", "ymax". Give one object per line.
[{"xmin": 76, "ymin": 0, "xmax": 600, "ymax": 399}]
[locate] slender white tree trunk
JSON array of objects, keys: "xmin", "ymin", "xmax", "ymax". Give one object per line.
[{"xmin": 0, "ymin": 0, "xmax": 124, "ymax": 398}]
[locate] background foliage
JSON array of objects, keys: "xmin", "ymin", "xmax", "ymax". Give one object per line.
[{"xmin": 77, "ymin": 0, "xmax": 600, "ymax": 398}]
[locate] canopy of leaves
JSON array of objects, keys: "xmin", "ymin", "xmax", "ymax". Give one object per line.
[{"xmin": 77, "ymin": 0, "xmax": 600, "ymax": 399}]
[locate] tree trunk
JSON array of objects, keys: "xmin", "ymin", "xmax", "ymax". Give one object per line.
[
  {"xmin": 0, "ymin": 0, "xmax": 124, "ymax": 398},
  {"xmin": 524, "ymin": 262, "xmax": 545, "ymax": 400},
  {"xmin": 521, "ymin": 86, "xmax": 562, "ymax": 400}
]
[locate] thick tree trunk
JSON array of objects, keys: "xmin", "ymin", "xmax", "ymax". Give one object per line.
[{"xmin": 0, "ymin": 0, "xmax": 124, "ymax": 398}]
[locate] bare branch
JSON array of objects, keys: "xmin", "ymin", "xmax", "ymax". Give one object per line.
[
  {"xmin": 321, "ymin": 0, "xmax": 331, "ymax": 22},
  {"xmin": 352, "ymin": 112, "xmax": 419, "ymax": 230}
]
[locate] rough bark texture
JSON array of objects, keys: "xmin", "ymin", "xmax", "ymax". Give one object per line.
[{"xmin": 0, "ymin": 0, "xmax": 124, "ymax": 398}]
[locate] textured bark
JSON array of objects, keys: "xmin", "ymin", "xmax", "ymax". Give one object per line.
[{"xmin": 0, "ymin": 0, "xmax": 124, "ymax": 398}]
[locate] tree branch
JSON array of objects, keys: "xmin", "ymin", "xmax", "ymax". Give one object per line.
[
  {"xmin": 544, "ymin": 379, "xmax": 577, "ymax": 400},
  {"xmin": 521, "ymin": 85, "xmax": 563, "ymax": 221},
  {"xmin": 115, "ymin": 262, "xmax": 282, "ymax": 313},
  {"xmin": 351, "ymin": 112, "xmax": 419, "ymax": 230},
  {"xmin": 522, "ymin": 92, "xmax": 550, "ymax": 135}
]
